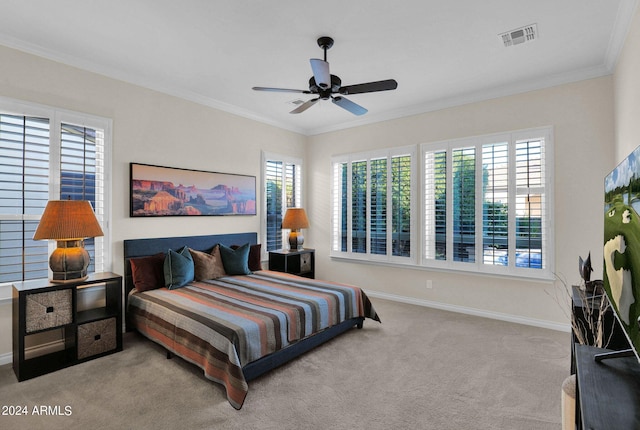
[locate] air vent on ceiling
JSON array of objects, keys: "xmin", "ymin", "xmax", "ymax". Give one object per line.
[{"xmin": 500, "ymin": 23, "xmax": 538, "ymax": 47}]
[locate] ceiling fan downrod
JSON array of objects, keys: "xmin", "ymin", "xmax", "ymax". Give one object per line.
[{"xmin": 317, "ymin": 36, "xmax": 334, "ymax": 62}]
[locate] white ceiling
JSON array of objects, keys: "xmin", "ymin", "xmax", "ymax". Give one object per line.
[{"xmin": 0, "ymin": 0, "xmax": 637, "ymax": 135}]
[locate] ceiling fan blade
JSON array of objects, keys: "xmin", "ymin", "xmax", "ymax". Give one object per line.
[
  {"xmin": 339, "ymin": 79, "xmax": 398, "ymax": 95},
  {"xmin": 332, "ymin": 96, "xmax": 368, "ymax": 116},
  {"xmin": 310, "ymin": 59, "xmax": 331, "ymax": 89},
  {"xmin": 253, "ymin": 86, "xmax": 311, "ymax": 94},
  {"xmin": 290, "ymin": 98, "xmax": 319, "ymax": 114}
]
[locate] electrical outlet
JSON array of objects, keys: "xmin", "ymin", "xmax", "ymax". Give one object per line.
[{"xmin": 426, "ymin": 280, "xmax": 433, "ymax": 289}]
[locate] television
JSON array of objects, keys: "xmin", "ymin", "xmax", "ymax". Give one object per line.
[{"xmin": 603, "ymin": 144, "xmax": 640, "ymax": 362}]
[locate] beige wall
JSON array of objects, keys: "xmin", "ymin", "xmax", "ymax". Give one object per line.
[
  {"xmin": 0, "ymin": 45, "xmax": 306, "ymax": 361},
  {"xmin": 1, "ymin": 25, "xmax": 634, "ymax": 360},
  {"xmin": 308, "ymin": 77, "xmax": 615, "ymax": 328},
  {"xmin": 614, "ymin": 5, "xmax": 640, "ymax": 161}
]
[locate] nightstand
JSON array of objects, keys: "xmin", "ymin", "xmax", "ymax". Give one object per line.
[
  {"xmin": 269, "ymin": 249, "xmax": 315, "ymax": 278},
  {"xmin": 12, "ymin": 272, "xmax": 123, "ymax": 381}
]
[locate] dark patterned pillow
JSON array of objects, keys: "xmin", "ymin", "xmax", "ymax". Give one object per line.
[{"xmin": 130, "ymin": 252, "xmax": 165, "ymax": 292}]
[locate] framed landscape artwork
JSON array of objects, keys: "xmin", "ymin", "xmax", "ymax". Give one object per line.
[{"xmin": 130, "ymin": 163, "xmax": 256, "ymax": 217}]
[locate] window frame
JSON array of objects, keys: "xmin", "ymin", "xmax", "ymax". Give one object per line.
[
  {"xmin": 420, "ymin": 127, "xmax": 554, "ymax": 280},
  {"xmin": 0, "ymin": 97, "xmax": 112, "ymax": 285},
  {"xmin": 328, "ymin": 127, "xmax": 554, "ymax": 281},
  {"xmin": 261, "ymin": 151, "xmax": 304, "ymax": 256},
  {"xmin": 330, "ymin": 145, "xmax": 418, "ymax": 265}
]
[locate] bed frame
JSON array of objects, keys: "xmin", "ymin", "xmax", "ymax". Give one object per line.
[{"xmin": 123, "ymin": 232, "xmax": 364, "ymax": 381}]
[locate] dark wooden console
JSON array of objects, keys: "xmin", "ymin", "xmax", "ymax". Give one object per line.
[{"xmin": 575, "ymin": 344, "xmax": 640, "ymax": 429}]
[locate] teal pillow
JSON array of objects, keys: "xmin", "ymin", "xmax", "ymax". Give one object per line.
[
  {"xmin": 219, "ymin": 243, "xmax": 251, "ymax": 275},
  {"xmin": 164, "ymin": 245, "xmax": 195, "ymax": 289}
]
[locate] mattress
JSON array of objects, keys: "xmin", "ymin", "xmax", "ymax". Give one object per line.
[{"xmin": 128, "ymin": 270, "xmax": 380, "ymax": 409}]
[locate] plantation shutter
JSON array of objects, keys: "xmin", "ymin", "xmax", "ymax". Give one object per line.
[
  {"xmin": 0, "ymin": 114, "xmax": 50, "ymax": 282},
  {"xmin": 331, "ymin": 162, "xmax": 348, "ymax": 253},
  {"xmin": 264, "ymin": 156, "xmax": 303, "ymax": 252},
  {"xmin": 514, "ymin": 138, "xmax": 545, "ymax": 268},
  {"xmin": 424, "ymin": 149, "xmax": 447, "ymax": 261},
  {"xmin": 452, "ymin": 147, "xmax": 475, "ymax": 262},
  {"xmin": 482, "ymin": 142, "xmax": 509, "ymax": 266},
  {"xmin": 265, "ymin": 160, "xmax": 283, "ymax": 251},
  {"xmin": 370, "ymin": 158, "xmax": 386, "ymax": 255},
  {"xmin": 60, "ymin": 123, "xmax": 105, "ymax": 273},
  {"xmin": 391, "ymin": 155, "xmax": 411, "ymax": 257},
  {"xmin": 351, "ymin": 160, "xmax": 367, "ymax": 253}
]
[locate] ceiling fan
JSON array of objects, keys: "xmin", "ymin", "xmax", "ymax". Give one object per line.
[{"xmin": 252, "ymin": 36, "xmax": 398, "ymax": 116}]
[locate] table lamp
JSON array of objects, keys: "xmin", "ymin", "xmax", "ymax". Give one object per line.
[
  {"xmin": 33, "ymin": 200, "xmax": 104, "ymax": 282},
  {"xmin": 281, "ymin": 208, "xmax": 309, "ymax": 250}
]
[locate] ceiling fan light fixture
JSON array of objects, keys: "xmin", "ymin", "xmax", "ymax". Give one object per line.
[{"xmin": 310, "ymin": 58, "xmax": 331, "ymax": 89}]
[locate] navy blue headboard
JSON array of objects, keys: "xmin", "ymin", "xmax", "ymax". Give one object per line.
[{"xmin": 123, "ymin": 232, "xmax": 258, "ymax": 299}]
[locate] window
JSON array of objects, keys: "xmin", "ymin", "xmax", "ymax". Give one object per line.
[
  {"xmin": 263, "ymin": 153, "xmax": 303, "ymax": 252},
  {"xmin": 0, "ymin": 99, "xmax": 111, "ymax": 284},
  {"xmin": 330, "ymin": 127, "xmax": 553, "ymax": 280},
  {"xmin": 331, "ymin": 146, "xmax": 416, "ymax": 263},
  {"xmin": 422, "ymin": 127, "xmax": 553, "ymax": 278}
]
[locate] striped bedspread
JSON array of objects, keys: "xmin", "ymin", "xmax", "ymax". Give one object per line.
[{"xmin": 127, "ymin": 270, "xmax": 380, "ymax": 409}]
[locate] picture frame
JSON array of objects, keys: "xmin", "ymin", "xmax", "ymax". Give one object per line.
[{"xmin": 130, "ymin": 163, "xmax": 256, "ymax": 217}]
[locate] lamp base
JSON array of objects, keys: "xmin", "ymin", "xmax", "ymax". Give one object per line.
[
  {"xmin": 288, "ymin": 230, "xmax": 305, "ymax": 250},
  {"xmin": 49, "ymin": 240, "xmax": 90, "ymax": 283}
]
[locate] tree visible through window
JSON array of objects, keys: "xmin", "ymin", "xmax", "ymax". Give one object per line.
[
  {"xmin": 331, "ymin": 127, "xmax": 552, "ymax": 279},
  {"xmin": 332, "ymin": 147, "xmax": 415, "ymax": 261},
  {"xmin": 423, "ymin": 128, "xmax": 551, "ymax": 277}
]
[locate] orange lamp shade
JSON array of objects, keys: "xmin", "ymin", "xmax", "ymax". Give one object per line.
[{"xmin": 33, "ymin": 200, "xmax": 104, "ymax": 282}]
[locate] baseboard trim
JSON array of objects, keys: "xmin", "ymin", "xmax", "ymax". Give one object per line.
[
  {"xmin": 366, "ymin": 290, "xmax": 570, "ymax": 332},
  {"xmin": 0, "ymin": 351, "xmax": 12, "ymax": 366}
]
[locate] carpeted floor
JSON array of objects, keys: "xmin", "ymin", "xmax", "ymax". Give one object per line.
[{"xmin": 0, "ymin": 298, "xmax": 569, "ymax": 430}]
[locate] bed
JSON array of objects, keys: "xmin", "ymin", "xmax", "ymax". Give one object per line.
[{"xmin": 123, "ymin": 233, "xmax": 380, "ymax": 409}]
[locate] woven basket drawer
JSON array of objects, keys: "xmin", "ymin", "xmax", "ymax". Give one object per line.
[
  {"xmin": 77, "ymin": 318, "xmax": 117, "ymax": 360},
  {"xmin": 25, "ymin": 289, "xmax": 73, "ymax": 333}
]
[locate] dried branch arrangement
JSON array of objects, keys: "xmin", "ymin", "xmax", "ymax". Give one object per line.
[{"xmin": 552, "ymin": 274, "xmax": 613, "ymax": 349}]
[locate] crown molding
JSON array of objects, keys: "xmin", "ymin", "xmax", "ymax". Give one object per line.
[
  {"xmin": 604, "ymin": 0, "xmax": 639, "ymax": 71},
  {"xmin": 0, "ymin": 35, "xmax": 307, "ymax": 135},
  {"xmin": 1, "ymin": 0, "xmax": 634, "ymax": 139},
  {"xmin": 305, "ymin": 63, "xmax": 613, "ymax": 136}
]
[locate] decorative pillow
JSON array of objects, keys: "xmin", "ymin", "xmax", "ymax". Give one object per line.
[
  {"xmin": 232, "ymin": 243, "xmax": 262, "ymax": 271},
  {"xmin": 130, "ymin": 252, "xmax": 165, "ymax": 292},
  {"xmin": 219, "ymin": 243, "xmax": 251, "ymax": 275},
  {"xmin": 164, "ymin": 245, "xmax": 195, "ymax": 289},
  {"xmin": 189, "ymin": 245, "xmax": 226, "ymax": 281}
]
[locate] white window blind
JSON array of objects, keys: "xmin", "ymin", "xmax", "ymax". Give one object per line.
[
  {"xmin": 422, "ymin": 127, "xmax": 552, "ymax": 279},
  {"xmin": 331, "ymin": 147, "xmax": 415, "ymax": 262},
  {"xmin": 263, "ymin": 154, "xmax": 303, "ymax": 252},
  {"xmin": 0, "ymin": 100, "xmax": 111, "ymax": 284},
  {"xmin": 332, "ymin": 162, "xmax": 348, "ymax": 253},
  {"xmin": 424, "ymin": 149, "xmax": 447, "ymax": 261},
  {"xmin": 452, "ymin": 147, "xmax": 476, "ymax": 263},
  {"xmin": 391, "ymin": 155, "xmax": 411, "ymax": 257},
  {"xmin": 370, "ymin": 158, "xmax": 386, "ymax": 255},
  {"xmin": 352, "ymin": 160, "xmax": 367, "ymax": 254},
  {"xmin": 60, "ymin": 123, "xmax": 106, "ymax": 274},
  {"xmin": 513, "ymin": 137, "xmax": 545, "ymax": 269},
  {"xmin": 0, "ymin": 114, "xmax": 50, "ymax": 282},
  {"xmin": 482, "ymin": 142, "xmax": 509, "ymax": 266}
]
